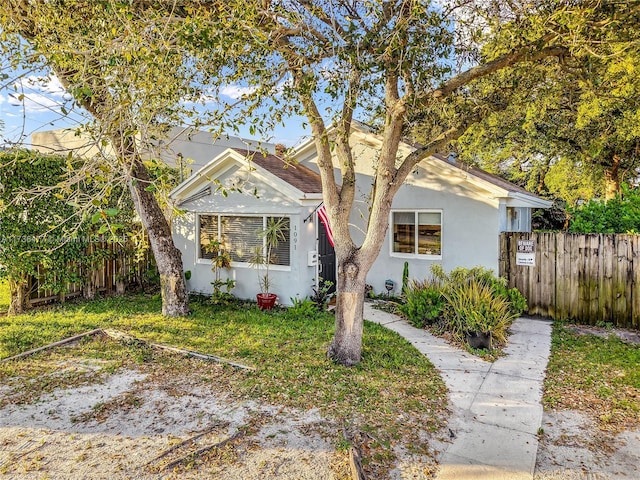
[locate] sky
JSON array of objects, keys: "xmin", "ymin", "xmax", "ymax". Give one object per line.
[{"xmin": 0, "ymin": 72, "xmax": 312, "ymax": 150}]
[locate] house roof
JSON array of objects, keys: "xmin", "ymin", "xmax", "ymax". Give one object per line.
[
  {"xmin": 233, "ymin": 149, "xmax": 322, "ymax": 194},
  {"xmin": 292, "ymin": 122, "xmax": 550, "ymax": 207},
  {"xmin": 169, "ymin": 147, "xmax": 323, "ymax": 205},
  {"xmin": 430, "ymin": 153, "xmax": 536, "ymax": 197}
]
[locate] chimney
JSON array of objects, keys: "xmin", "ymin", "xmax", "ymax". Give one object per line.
[{"xmin": 275, "ymin": 143, "xmax": 287, "ymax": 157}]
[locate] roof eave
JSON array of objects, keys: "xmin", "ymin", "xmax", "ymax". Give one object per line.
[{"xmin": 506, "ymin": 192, "xmax": 553, "ymax": 208}]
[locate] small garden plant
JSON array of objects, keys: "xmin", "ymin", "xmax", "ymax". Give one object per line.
[{"xmin": 396, "ymin": 265, "xmax": 527, "ymax": 354}]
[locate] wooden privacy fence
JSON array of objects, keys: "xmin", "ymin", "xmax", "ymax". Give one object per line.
[
  {"xmin": 500, "ymin": 232, "xmax": 640, "ymax": 329},
  {"xmin": 28, "ymin": 241, "xmax": 154, "ymax": 306}
]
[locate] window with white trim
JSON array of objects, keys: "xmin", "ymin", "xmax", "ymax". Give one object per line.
[
  {"xmin": 199, "ymin": 214, "xmax": 290, "ymax": 265},
  {"xmin": 391, "ymin": 210, "xmax": 442, "ymax": 256}
]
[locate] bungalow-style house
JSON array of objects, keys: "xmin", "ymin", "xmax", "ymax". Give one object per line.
[{"xmin": 170, "ymin": 124, "xmax": 551, "ymax": 304}]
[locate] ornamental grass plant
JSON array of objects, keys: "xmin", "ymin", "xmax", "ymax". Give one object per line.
[{"xmin": 396, "ymin": 265, "xmax": 526, "ymax": 351}]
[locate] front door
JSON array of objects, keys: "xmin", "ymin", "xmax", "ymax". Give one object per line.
[{"xmin": 317, "ymin": 220, "xmax": 336, "ymax": 294}]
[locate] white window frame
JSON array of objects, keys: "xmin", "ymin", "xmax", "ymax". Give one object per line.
[
  {"xmin": 389, "ymin": 209, "xmax": 443, "ymax": 259},
  {"xmin": 196, "ymin": 213, "xmax": 292, "ymax": 271}
]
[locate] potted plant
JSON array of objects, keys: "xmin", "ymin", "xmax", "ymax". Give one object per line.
[
  {"xmin": 250, "ymin": 217, "xmax": 287, "ymax": 310},
  {"xmin": 205, "ymin": 240, "xmax": 236, "ymax": 304}
]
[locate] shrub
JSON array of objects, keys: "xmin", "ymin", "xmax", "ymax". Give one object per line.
[
  {"xmin": 309, "ymin": 279, "xmax": 334, "ymax": 311},
  {"xmin": 569, "ymin": 184, "xmax": 640, "ymax": 234},
  {"xmin": 442, "ymin": 279, "xmax": 518, "ymax": 346},
  {"xmin": 288, "ymin": 297, "xmax": 320, "ymax": 318},
  {"xmin": 400, "ymin": 265, "xmax": 526, "ymax": 349},
  {"xmin": 397, "ymin": 279, "xmax": 445, "ymax": 328},
  {"xmin": 432, "ymin": 265, "xmax": 526, "ymax": 316}
]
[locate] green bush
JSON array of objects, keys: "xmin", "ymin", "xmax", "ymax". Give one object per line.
[
  {"xmin": 569, "ymin": 184, "xmax": 640, "ymax": 234},
  {"xmin": 432, "ymin": 265, "xmax": 526, "ymax": 316},
  {"xmin": 398, "ymin": 265, "xmax": 526, "ymax": 349},
  {"xmin": 398, "ymin": 279, "xmax": 445, "ymax": 328},
  {"xmin": 288, "ymin": 297, "xmax": 319, "ymax": 318},
  {"xmin": 442, "ymin": 279, "xmax": 518, "ymax": 345}
]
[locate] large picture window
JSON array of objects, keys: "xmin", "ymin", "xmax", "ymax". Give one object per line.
[
  {"xmin": 199, "ymin": 214, "xmax": 290, "ymax": 266},
  {"xmin": 391, "ymin": 210, "xmax": 442, "ymax": 257}
]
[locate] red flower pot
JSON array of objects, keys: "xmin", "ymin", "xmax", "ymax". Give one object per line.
[{"xmin": 256, "ymin": 293, "xmax": 277, "ymax": 310}]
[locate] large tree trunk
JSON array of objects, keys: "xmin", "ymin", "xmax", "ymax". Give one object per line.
[
  {"xmin": 127, "ymin": 158, "xmax": 189, "ymax": 317},
  {"xmin": 604, "ymin": 154, "xmax": 621, "ymax": 200},
  {"xmin": 8, "ymin": 276, "xmax": 29, "ymax": 316},
  {"xmin": 328, "ymin": 258, "xmax": 368, "ymax": 366},
  {"xmin": 114, "ymin": 131, "xmax": 189, "ymax": 317}
]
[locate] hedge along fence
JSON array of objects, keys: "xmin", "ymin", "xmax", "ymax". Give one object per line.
[
  {"xmin": 500, "ymin": 232, "xmax": 640, "ymax": 329},
  {"xmin": 27, "ymin": 239, "xmax": 155, "ymax": 307}
]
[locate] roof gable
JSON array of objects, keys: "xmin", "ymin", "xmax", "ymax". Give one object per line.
[
  {"xmin": 170, "ymin": 148, "xmax": 322, "ymax": 204},
  {"xmin": 232, "ymin": 149, "xmax": 322, "ymax": 194},
  {"xmin": 292, "ymin": 123, "xmax": 550, "ymax": 208}
]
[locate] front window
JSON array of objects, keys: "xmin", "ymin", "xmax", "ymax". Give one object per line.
[
  {"xmin": 392, "ymin": 210, "xmax": 442, "ymax": 257},
  {"xmin": 199, "ymin": 214, "xmax": 290, "ymax": 266}
]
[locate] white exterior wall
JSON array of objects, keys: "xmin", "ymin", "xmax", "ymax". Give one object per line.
[
  {"xmin": 172, "ymin": 174, "xmax": 319, "ymax": 306},
  {"xmin": 348, "ymin": 171, "xmax": 501, "ymax": 296}
]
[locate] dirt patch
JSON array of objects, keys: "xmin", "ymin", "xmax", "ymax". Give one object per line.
[
  {"xmin": 535, "ymin": 409, "xmax": 640, "ymax": 480},
  {"xmin": 566, "ymin": 325, "xmax": 640, "ymax": 345},
  {"xmin": 0, "ymin": 363, "xmax": 345, "ymax": 479}
]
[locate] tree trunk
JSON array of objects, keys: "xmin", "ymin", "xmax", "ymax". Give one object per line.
[
  {"xmin": 604, "ymin": 154, "xmax": 621, "ymax": 200},
  {"xmin": 127, "ymin": 157, "xmax": 189, "ymax": 317},
  {"xmin": 328, "ymin": 258, "xmax": 367, "ymax": 366},
  {"xmin": 8, "ymin": 276, "xmax": 28, "ymax": 316}
]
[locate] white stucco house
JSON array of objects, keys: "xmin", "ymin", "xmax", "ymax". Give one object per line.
[{"xmin": 170, "ymin": 124, "xmax": 552, "ymax": 304}]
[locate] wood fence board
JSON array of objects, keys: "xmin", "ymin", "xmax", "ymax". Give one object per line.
[
  {"xmin": 587, "ymin": 235, "xmax": 601, "ymax": 324},
  {"xmin": 614, "ymin": 236, "xmax": 629, "ymax": 323},
  {"xmin": 539, "ymin": 233, "xmax": 554, "ymax": 317},
  {"xmin": 600, "ymin": 235, "xmax": 614, "ymax": 324},
  {"xmin": 622, "ymin": 236, "xmax": 634, "ymax": 327},
  {"xmin": 501, "ymin": 232, "xmax": 640, "ymax": 329},
  {"xmin": 554, "ymin": 233, "xmax": 567, "ymax": 319},
  {"xmin": 632, "ymin": 236, "xmax": 640, "ymax": 329},
  {"xmin": 27, "ymin": 240, "xmax": 152, "ymax": 306}
]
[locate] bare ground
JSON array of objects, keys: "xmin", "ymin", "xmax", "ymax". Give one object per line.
[
  {"xmin": 535, "ymin": 409, "xmax": 640, "ymax": 480},
  {"xmin": 0, "ymin": 356, "xmax": 443, "ymax": 479},
  {"xmin": 1, "ymin": 335, "xmax": 639, "ymax": 479},
  {"xmin": 0, "ymin": 360, "xmax": 347, "ymax": 479}
]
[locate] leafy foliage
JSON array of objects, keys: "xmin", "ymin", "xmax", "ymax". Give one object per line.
[
  {"xmin": 569, "ymin": 185, "xmax": 640, "ymax": 234},
  {"xmin": 442, "ymin": 280, "xmax": 518, "ymax": 346},
  {"xmin": 287, "ymin": 297, "xmax": 318, "ymax": 319},
  {"xmin": 309, "ymin": 279, "xmax": 335, "ymax": 312},
  {"xmin": 0, "ymin": 149, "xmax": 150, "ymax": 313},
  {"xmin": 0, "ymin": 150, "xmax": 90, "ymax": 311},
  {"xmin": 397, "ymin": 265, "xmax": 526, "ymax": 350},
  {"xmin": 398, "ymin": 279, "xmax": 445, "ymax": 328}
]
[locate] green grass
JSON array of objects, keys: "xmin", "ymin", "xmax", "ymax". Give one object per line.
[
  {"xmin": 0, "ymin": 280, "xmax": 9, "ymax": 313},
  {"xmin": 0, "ymin": 293, "xmax": 447, "ymax": 476},
  {"xmin": 543, "ymin": 323, "xmax": 640, "ymax": 431}
]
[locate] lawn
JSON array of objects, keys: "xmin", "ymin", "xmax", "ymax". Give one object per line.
[
  {"xmin": 0, "ymin": 280, "xmax": 8, "ymax": 313},
  {"xmin": 0, "ymin": 293, "xmax": 448, "ymax": 477},
  {"xmin": 543, "ymin": 323, "xmax": 640, "ymax": 431}
]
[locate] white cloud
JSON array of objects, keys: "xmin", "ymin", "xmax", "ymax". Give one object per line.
[
  {"xmin": 6, "ymin": 74, "xmax": 71, "ymax": 114},
  {"xmin": 8, "ymin": 91, "xmax": 64, "ymax": 113},
  {"xmin": 220, "ymin": 84, "xmax": 257, "ymax": 100},
  {"xmin": 16, "ymin": 75, "xmax": 67, "ymax": 97}
]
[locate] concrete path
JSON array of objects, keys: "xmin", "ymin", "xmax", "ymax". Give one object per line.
[{"xmin": 363, "ymin": 303, "xmax": 552, "ymax": 480}]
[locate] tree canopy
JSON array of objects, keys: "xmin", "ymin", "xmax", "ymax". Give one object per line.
[
  {"xmin": 454, "ymin": 9, "xmax": 640, "ymax": 204},
  {"xmin": 3, "ymin": 1, "xmax": 640, "ymax": 364}
]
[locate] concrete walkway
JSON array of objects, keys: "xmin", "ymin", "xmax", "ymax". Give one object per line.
[{"xmin": 363, "ymin": 303, "xmax": 552, "ymax": 480}]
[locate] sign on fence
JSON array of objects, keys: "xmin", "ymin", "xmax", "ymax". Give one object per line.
[
  {"xmin": 500, "ymin": 232, "xmax": 640, "ymax": 329},
  {"xmin": 516, "ymin": 239, "xmax": 536, "ymax": 266}
]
